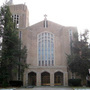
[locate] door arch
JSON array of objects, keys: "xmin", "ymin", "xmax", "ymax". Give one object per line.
[
  {"xmin": 54, "ymin": 71, "xmax": 63, "ymax": 85},
  {"xmin": 28, "ymin": 72, "xmax": 36, "ymax": 86},
  {"xmin": 41, "ymin": 72, "xmax": 50, "ymax": 86}
]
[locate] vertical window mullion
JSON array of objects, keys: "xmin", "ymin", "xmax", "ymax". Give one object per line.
[
  {"xmin": 47, "ymin": 34, "xmax": 48, "ymax": 66},
  {"xmin": 50, "ymin": 34, "xmax": 52, "ymax": 66},
  {"xmin": 45, "ymin": 38, "xmax": 47, "ymax": 66},
  {"xmin": 46, "ymin": 33, "xmax": 48, "ymax": 66},
  {"xmin": 43, "ymin": 33, "xmax": 45, "ymax": 66},
  {"xmin": 38, "ymin": 42, "xmax": 40, "ymax": 66},
  {"xmin": 40, "ymin": 36, "xmax": 42, "ymax": 66}
]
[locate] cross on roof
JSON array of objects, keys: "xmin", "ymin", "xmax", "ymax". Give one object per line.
[{"xmin": 44, "ymin": 14, "xmax": 47, "ymax": 19}]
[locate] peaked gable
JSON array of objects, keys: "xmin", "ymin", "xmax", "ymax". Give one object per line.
[{"xmin": 27, "ymin": 20, "xmax": 64, "ymax": 30}]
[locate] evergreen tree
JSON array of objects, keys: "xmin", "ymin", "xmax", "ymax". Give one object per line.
[
  {"xmin": 67, "ymin": 30, "xmax": 90, "ymax": 83},
  {"xmin": 0, "ymin": 6, "xmax": 28, "ymax": 87}
]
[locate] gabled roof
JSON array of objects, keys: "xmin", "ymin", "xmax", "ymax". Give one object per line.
[
  {"xmin": 27, "ymin": 20, "xmax": 64, "ymax": 30},
  {"xmin": 26, "ymin": 19, "xmax": 77, "ymax": 33}
]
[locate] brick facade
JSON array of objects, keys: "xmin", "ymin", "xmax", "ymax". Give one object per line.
[{"xmin": 9, "ymin": 4, "xmax": 77, "ymax": 86}]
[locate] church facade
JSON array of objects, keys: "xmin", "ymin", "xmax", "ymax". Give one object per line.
[{"xmin": 9, "ymin": 4, "xmax": 77, "ymax": 86}]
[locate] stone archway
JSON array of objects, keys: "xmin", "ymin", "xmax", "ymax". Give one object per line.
[
  {"xmin": 28, "ymin": 72, "xmax": 36, "ymax": 86},
  {"xmin": 41, "ymin": 72, "xmax": 50, "ymax": 86},
  {"xmin": 54, "ymin": 71, "xmax": 63, "ymax": 86}
]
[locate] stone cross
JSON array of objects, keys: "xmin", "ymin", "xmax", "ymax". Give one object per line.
[{"xmin": 44, "ymin": 14, "xmax": 47, "ymax": 19}]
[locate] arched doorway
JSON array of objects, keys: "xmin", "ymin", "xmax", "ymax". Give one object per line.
[
  {"xmin": 54, "ymin": 72, "xmax": 63, "ymax": 86},
  {"xmin": 28, "ymin": 72, "xmax": 36, "ymax": 86},
  {"xmin": 41, "ymin": 72, "xmax": 50, "ymax": 86}
]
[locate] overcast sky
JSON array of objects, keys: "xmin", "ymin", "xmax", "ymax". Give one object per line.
[{"xmin": 0, "ymin": 0, "xmax": 90, "ymax": 34}]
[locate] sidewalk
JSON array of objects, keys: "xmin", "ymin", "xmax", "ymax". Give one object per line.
[{"xmin": 16, "ymin": 86, "xmax": 73, "ymax": 90}]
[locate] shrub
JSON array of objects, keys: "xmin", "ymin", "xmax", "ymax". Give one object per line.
[
  {"xmin": 68, "ymin": 79, "xmax": 81, "ymax": 86},
  {"xmin": 9, "ymin": 81, "xmax": 23, "ymax": 87},
  {"xmin": 2, "ymin": 82, "xmax": 9, "ymax": 87},
  {"xmin": 0, "ymin": 78, "xmax": 9, "ymax": 87},
  {"xmin": 87, "ymin": 81, "xmax": 90, "ymax": 86}
]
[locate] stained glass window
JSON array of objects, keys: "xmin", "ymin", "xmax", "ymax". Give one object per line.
[{"xmin": 38, "ymin": 32, "xmax": 54, "ymax": 66}]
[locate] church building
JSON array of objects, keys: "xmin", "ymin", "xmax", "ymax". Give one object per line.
[{"xmin": 8, "ymin": 2, "xmax": 77, "ymax": 86}]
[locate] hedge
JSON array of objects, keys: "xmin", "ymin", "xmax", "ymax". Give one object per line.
[
  {"xmin": 9, "ymin": 81, "xmax": 23, "ymax": 87},
  {"xmin": 68, "ymin": 79, "xmax": 81, "ymax": 86}
]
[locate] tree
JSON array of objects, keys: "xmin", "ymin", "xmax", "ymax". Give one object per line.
[
  {"xmin": 0, "ymin": 6, "xmax": 28, "ymax": 87},
  {"xmin": 67, "ymin": 30, "xmax": 90, "ymax": 83}
]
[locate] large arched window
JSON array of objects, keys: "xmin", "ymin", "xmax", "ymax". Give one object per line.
[{"xmin": 37, "ymin": 31, "xmax": 54, "ymax": 66}]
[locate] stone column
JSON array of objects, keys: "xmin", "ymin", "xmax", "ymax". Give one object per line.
[
  {"xmin": 50, "ymin": 72, "xmax": 54, "ymax": 86},
  {"xmin": 23, "ymin": 72, "xmax": 28, "ymax": 86},
  {"xmin": 63, "ymin": 72, "xmax": 68, "ymax": 86},
  {"xmin": 37, "ymin": 72, "xmax": 41, "ymax": 86}
]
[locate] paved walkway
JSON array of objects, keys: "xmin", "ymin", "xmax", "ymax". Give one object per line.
[
  {"xmin": 16, "ymin": 87, "xmax": 73, "ymax": 90},
  {"xmin": 1, "ymin": 87, "xmax": 90, "ymax": 90}
]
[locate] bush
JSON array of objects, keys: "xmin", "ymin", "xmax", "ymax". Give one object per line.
[
  {"xmin": 0, "ymin": 78, "xmax": 9, "ymax": 87},
  {"xmin": 68, "ymin": 79, "xmax": 81, "ymax": 86},
  {"xmin": 2, "ymin": 82, "xmax": 9, "ymax": 87},
  {"xmin": 0, "ymin": 79, "xmax": 2, "ymax": 87},
  {"xmin": 87, "ymin": 80, "xmax": 90, "ymax": 86},
  {"xmin": 9, "ymin": 81, "xmax": 23, "ymax": 87}
]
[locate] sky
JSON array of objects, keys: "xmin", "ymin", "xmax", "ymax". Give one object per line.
[{"xmin": 0, "ymin": 0, "xmax": 90, "ymax": 34}]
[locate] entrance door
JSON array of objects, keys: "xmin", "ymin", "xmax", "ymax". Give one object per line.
[
  {"xmin": 54, "ymin": 72, "xmax": 63, "ymax": 85},
  {"xmin": 28, "ymin": 72, "xmax": 36, "ymax": 86},
  {"xmin": 41, "ymin": 72, "xmax": 50, "ymax": 86}
]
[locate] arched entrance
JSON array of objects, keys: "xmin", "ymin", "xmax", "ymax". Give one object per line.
[
  {"xmin": 41, "ymin": 72, "xmax": 50, "ymax": 86},
  {"xmin": 28, "ymin": 72, "xmax": 36, "ymax": 86},
  {"xmin": 54, "ymin": 72, "xmax": 63, "ymax": 86}
]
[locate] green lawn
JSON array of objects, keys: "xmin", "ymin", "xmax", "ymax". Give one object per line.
[{"xmin": 73, "ymin": 87, "xmax": 90, "ymax": 90}]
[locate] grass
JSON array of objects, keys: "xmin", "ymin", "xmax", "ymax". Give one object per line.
[{"xmin": 73, "ymin": 86, "xmax": 90, "ymax": 90}]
